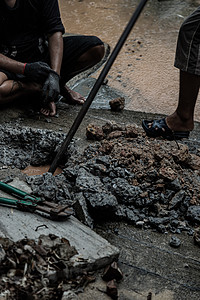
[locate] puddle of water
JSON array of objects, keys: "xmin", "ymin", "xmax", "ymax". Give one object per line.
[{"xmin": 22, "ymin": 165, "xmax": 63, "ymax": 176}]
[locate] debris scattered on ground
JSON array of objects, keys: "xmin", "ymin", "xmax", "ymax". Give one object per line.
[
  {"xmin": 0, "ymin": 234, "xmax": 98, "ymax": 300},
  {"xmin": 1, "ymin": 122, "xmax": 200, "ymax": 237},
  {"xmin": 101, "ymin": 261, "xmax": 123, "ymax": 299}
]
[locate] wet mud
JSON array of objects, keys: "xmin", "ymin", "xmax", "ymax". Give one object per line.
[{"xmin": 59, "ymin": 0, "xmax": 200, "ymax": 120}]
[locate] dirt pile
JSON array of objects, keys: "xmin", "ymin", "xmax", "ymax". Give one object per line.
[{"xmin": 68, "ymin": 121, "xmax": 200, "ymax": 235}]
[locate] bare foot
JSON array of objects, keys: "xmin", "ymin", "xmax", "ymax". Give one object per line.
[
  {"xmin": 40, "ymin": 101, "xmax": 56, "ymax": 117},
  {"xmin": 60, "ymin": 85, "xmax": 85, "ymax": 105}
]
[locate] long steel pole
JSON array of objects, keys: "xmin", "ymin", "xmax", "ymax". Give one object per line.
[{"xmin": 49, "ymin": 0, "xmax": 149, "ymax": 174}]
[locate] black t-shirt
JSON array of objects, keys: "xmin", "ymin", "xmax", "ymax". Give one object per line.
[{"xmin": 0, "ymin": 0, "xmax": 65, "ymax": 61}]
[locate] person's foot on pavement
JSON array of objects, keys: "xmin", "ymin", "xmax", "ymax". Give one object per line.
[
  {"xmin": 60, "ymin": 85, "xmax": 85, "ymax": 105},
  {"xmin": 40, "ymin": 101, "xmax": 57, "ymax": 117},
  {"xmin": 142, "ymin": 112, "xmax": 192, "ymax": 140}
]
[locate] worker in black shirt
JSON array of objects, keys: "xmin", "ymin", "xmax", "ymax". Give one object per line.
[{"xmin": 0, "ymin": 0, "xmax": 105, "ymax": 116}]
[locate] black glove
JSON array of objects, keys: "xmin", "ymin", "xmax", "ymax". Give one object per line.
[
  {"xmin": 42, "ymin": 72, "xmax": 60, "ymax": 104},
  {"xmin": 24, "ymin": 62, "xmax": 53, "ymax": 82}
]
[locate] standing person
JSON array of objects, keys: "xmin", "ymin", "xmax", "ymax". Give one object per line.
[
  {"xmin": 142, "ymin": 6, "xmax": 200, "ymax": 140},
  {"xmin": 0, "ymin": 0, "xmax": 105, "ymax": 116}
]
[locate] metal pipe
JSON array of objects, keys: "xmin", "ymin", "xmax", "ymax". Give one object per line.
[{"xmin": 49, "ymin": 0, "xmax": 149, "ymax": 174}]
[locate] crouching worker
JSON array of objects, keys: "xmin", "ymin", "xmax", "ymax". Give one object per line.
[{"xmin": 0, "ymin": 0, "xmax": 105, "ymax": 116}]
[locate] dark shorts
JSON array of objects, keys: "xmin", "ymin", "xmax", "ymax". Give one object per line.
[
  {"xmin": 0, "ymin": 34, "xmax": 103, "ymax": 82},
  {"xmin": 174, "ymin": 6, "xmax": 200, "ymax": 75}
]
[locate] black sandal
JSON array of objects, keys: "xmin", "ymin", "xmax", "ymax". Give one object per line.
[{"xmin": 142, "ymin": 118, "xmax": 190, "ymax": 140}]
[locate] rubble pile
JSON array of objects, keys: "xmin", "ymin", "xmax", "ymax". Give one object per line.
[
  {"xmin": 1, "ymin": 123, "xmax": 200, "ymax": 234},
  {"xmin": 0, "ymin": 125, "xmax": 70, "ymax": 169},
  {"xmin": 0, "ymin": 234, "xmax": 96, "ymax": 300}
]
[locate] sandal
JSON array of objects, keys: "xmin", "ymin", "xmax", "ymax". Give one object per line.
[{"xmin": 142, "ymin": 118, "xmax": 190, "ymax": 140}]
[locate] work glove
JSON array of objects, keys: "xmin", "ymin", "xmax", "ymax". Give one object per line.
[
  {"xmin": 23, "ymin": 62, "xmax": 53, "ymax": 82},
  {"xmin": 42, "ymin": 71, "xmax": 60, "ymax": 104}
]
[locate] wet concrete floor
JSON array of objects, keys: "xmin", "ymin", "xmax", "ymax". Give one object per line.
[{"xmin": 59, "ymin": 0, "xmax": 200, "ymax": 121}]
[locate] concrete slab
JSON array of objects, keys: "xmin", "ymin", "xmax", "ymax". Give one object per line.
[{"xmin": 0, "ymin": 179, "xmax": 119, "ymax": 277}]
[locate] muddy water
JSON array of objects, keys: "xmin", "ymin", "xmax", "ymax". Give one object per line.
[
  {"xmin": 59, "ymin": 0, "xmax": 200, "ymax": 121},
  {"xmin": 22, "ymin": 165, "xmax": 63, "ymax": 176}
]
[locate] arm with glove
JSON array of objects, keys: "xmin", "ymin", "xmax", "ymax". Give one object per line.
[
  {"xmin": 0, "ymin": 54, "xmax": 52, "ymax": 82},
  {"xmin": 42, "ymin": 31, "xmax": 64, "ymax": 104}
]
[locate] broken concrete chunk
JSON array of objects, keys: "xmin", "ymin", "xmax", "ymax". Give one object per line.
[
  {"xmin": 125, "ymin": 124, "xmax": 138, "ymax": 138},
  {"xmin": 172, "ymin": 144, "xmax": 190, "ymax": 163},
  {"xmin": 187, "ymin": 206, "xmax": 200, "ymax": 223},
  {"xmin": 86, "ymin": 123, "xmax": 104, "ymax": 141},
  {"xmin": 168, "ymin": 190, "xmax": 186, "ymax": 210},
  {"xmin": 111, "ymin": 177, "xmax": 142, "ymax": 205},
  {"xmin": 73, "ymin": 192, "xmax": 94, "ymax": 228},
  {"xmin": 159, "ymin": 166, "xmax": 177, "ymax": 181},
  {"xmin": 102, "ymin": 261, "xmax": 123, "ymax": 282},
  {"xmin": 109, "ymin": 97, "xmax": 125, "ymax": 111}
]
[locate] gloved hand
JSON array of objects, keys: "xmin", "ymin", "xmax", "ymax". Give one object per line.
[
  {"xmin": 42, "ymin": 71, "xmax": 60, "ymax": 104},
  {"xmin": 24, "ymin": 62, "xmax": 53, "ymax": 82}
]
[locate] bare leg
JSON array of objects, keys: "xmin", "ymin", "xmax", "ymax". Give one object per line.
[
  {"xmin": 0, "ymin": 72, "xmax": 56, "ymax": 116},
  {"xmin": 60, "ymin": 44, "xmax": 105, "ymax": 104},
  {"xmin": 0, "ymin": 73, "xmax": 41, "ymax": 104},
  {"xmin": 166, "ymin": 70, "xmax": 200, "ymax": 131}
]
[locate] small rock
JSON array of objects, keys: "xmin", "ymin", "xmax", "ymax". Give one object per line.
[
  {"xmin": 159, "ymin": 166, "xmax": 177, "ymax": 181},
  {"xmin": 86, "ymin": 124, "xmax": 104, "ymax": 141},
  {"xmin": 125, "ymin": 124, "xmax": 138, "ymax": 138},
  {"xmin": 73, "ymin": 192, "xmax": 94, "ymax": 228},
  {"xmin": 168, "ymin": 191, "xmax": 185, "ymax": 210},
  {"xmin": 187, "ymin": 206, "xmax": 200, "ymax": 223},
  {"xmin": 109, "ymin": 97, "xmax": 125, "ymax": 111},
  {"xmin": 169, "ymin": 236, "xmax": 181, "ymax": 248},
  {"xmin": 102, "ymin": 261, "xmax": 123, "ymax": 281}
]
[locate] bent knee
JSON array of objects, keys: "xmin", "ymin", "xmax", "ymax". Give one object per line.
[
  {"xmin": 92, "ymin": 44, "xmax": 105, "ymax": 63},
  {"xmin": 0, "ymin": 85, "xmax": 7, "ymax": 100}
]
